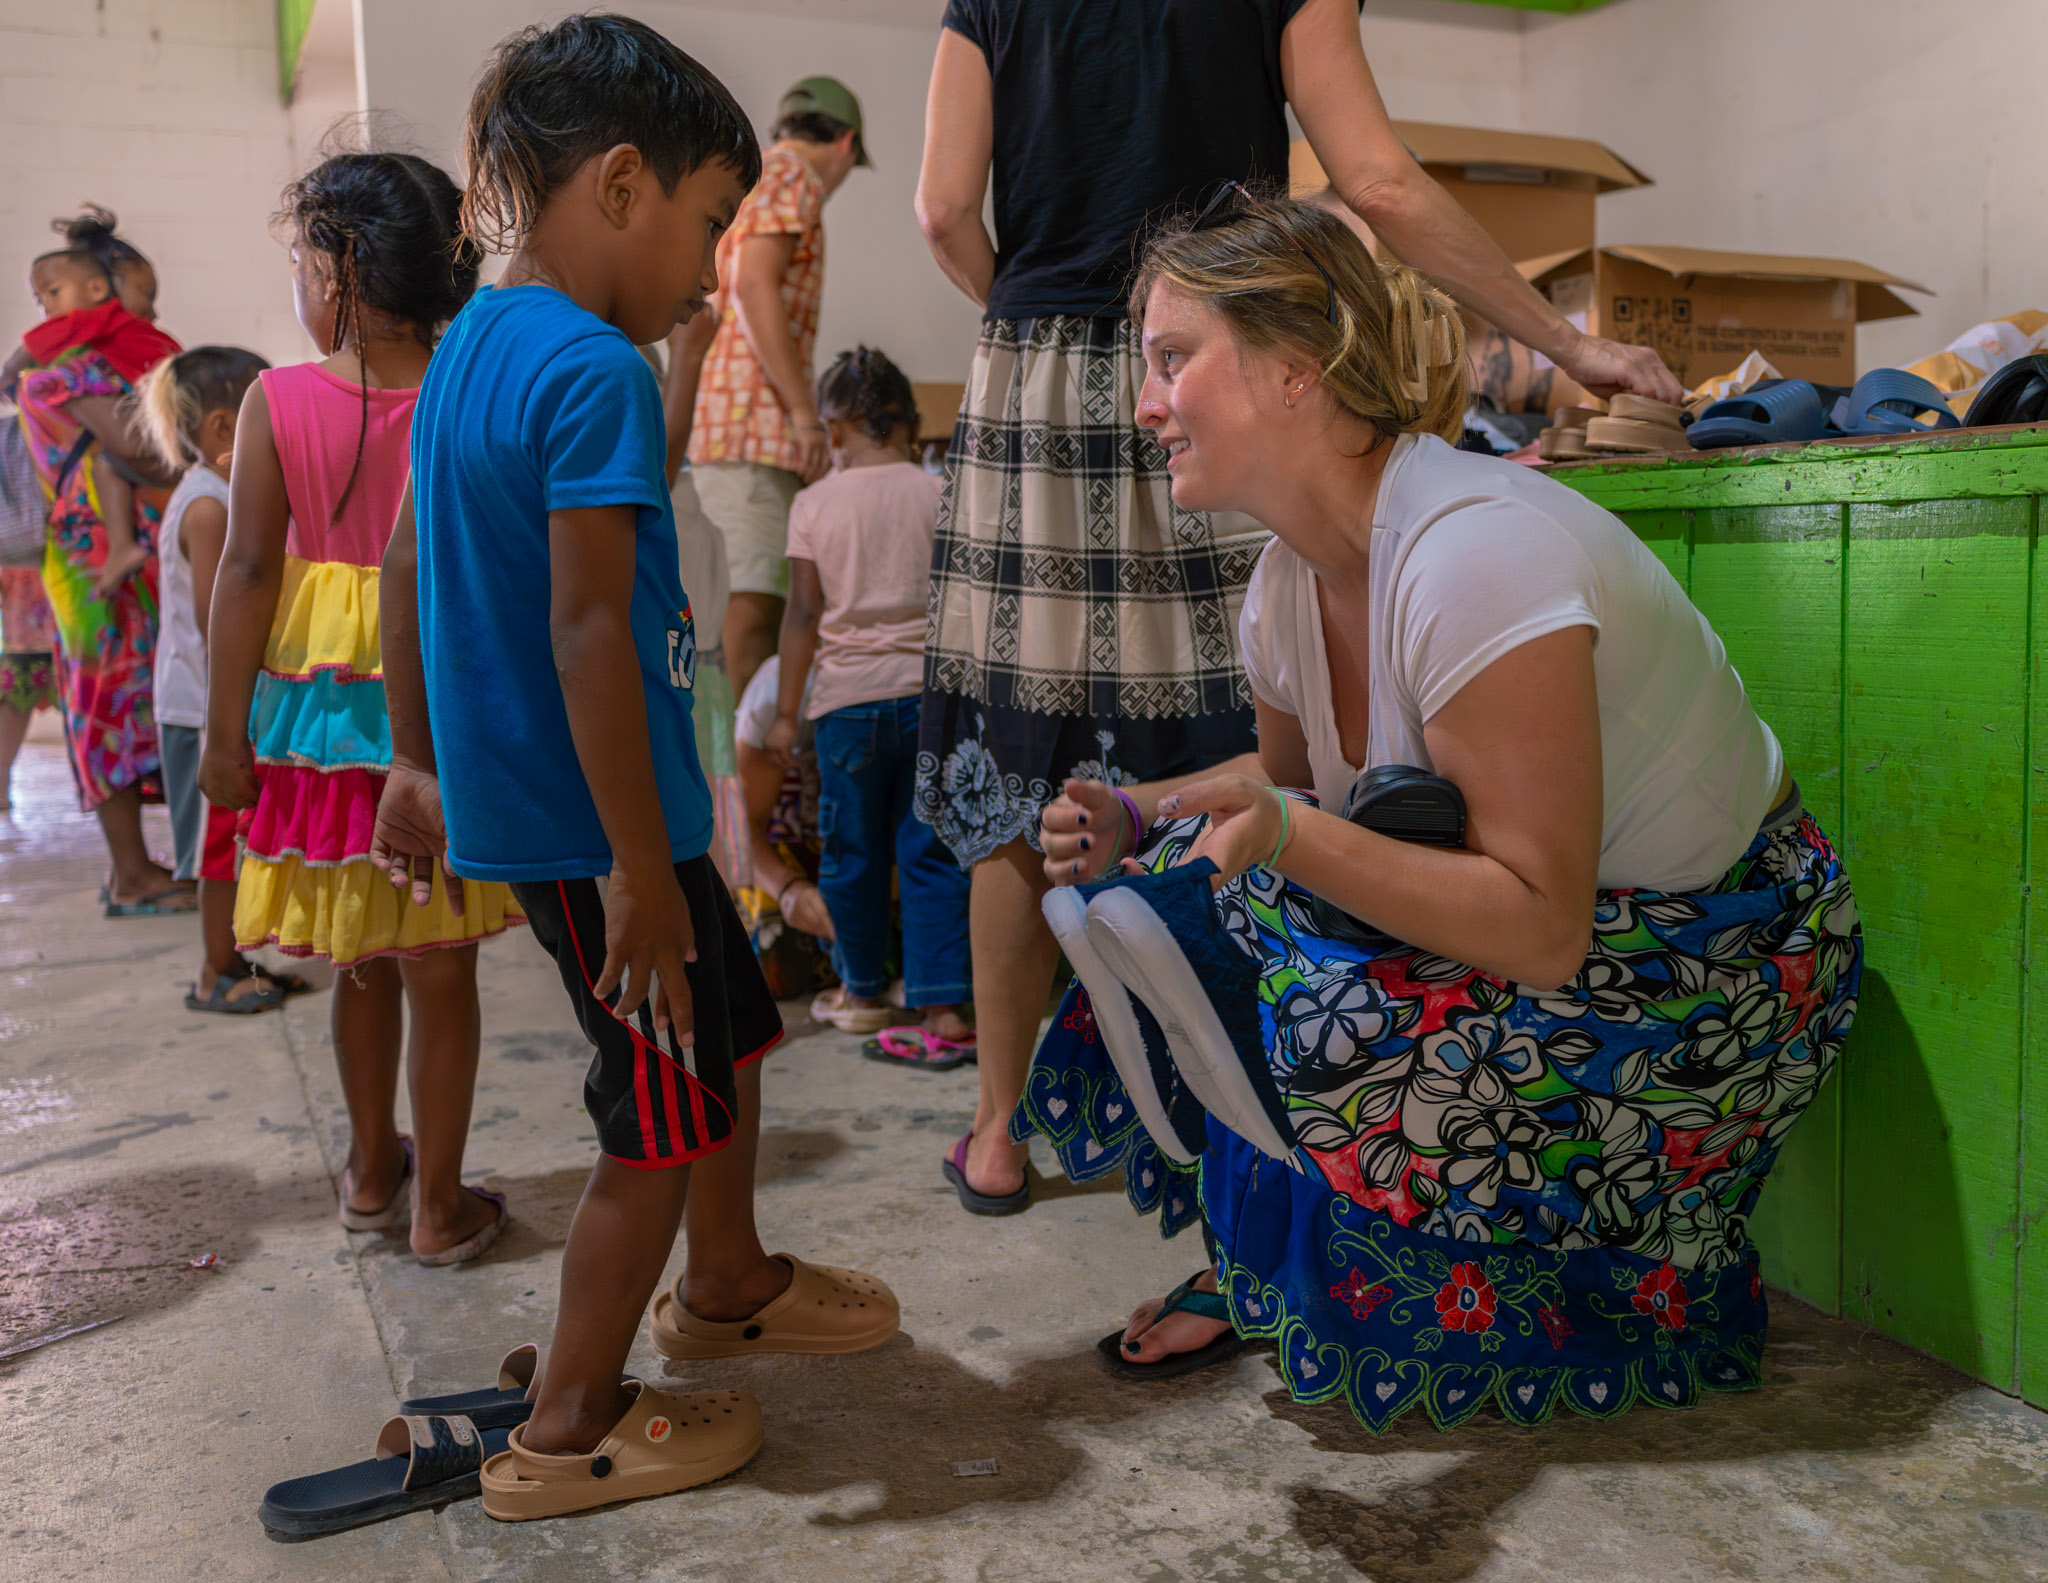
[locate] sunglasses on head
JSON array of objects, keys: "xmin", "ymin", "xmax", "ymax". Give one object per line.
[{"xmin": 1190, "ymin": 180, "xmax": 1341, "ymax": 330}]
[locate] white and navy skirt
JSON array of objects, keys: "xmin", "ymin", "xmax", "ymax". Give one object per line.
[{"xmin": 915, "ymin": 315, "xmax": 1269, "ymax": 866}]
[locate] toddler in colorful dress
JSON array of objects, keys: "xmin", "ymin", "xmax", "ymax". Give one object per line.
[{"xmin": 201, "ymin": 152, "xmax": 521, "ymax": 1265}]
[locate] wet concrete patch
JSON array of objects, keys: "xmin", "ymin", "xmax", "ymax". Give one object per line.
[{"xmin": 0, "ymin": 1162, "xmax": 331, "ymax": 1343}]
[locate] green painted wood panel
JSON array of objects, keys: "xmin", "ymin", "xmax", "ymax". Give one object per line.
[
  {"xmin": 1838, "ymin": 495, "xmax": 2029, "ymax": 1387},
  {"xmin": 1688, "ymin": 503, "xmax": 1848, "ymax": 1312},
  {"xmin": 1629, "ymin": 507, "xmax": 1691, "ymax": 592},
  {"xmin": 2022, "ymin": 496, "xmax": 2048, "ymax": 1405}
]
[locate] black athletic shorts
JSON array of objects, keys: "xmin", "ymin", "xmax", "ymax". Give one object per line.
[{"xmin": 512, "ymin": 855, "xmax": 784, "ymax": 1168}]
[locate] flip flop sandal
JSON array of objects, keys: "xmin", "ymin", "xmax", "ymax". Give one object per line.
[
  {"xmin": 103, "ymin": 884, "xmax": 198, "ymax": 917},
  {"xmin": 339, "ymin": 1137, "xmax": 414, "ymax": 1233},
  {"xmin": 1837, "ymin": 368, "xmax": 1963, "ymax": 437},
  {"xmin": 941, "ymin": 1130, "xmax": 1031, "ymax": 1216},
  {"xmin": 863, "ymin": 1025, "xmax": 977, "ymax": 1070},
  {"xmin": 1537, "ymin": 427, "xmax": 1593, "ymax": 461},
  {"xmin": 401, "ymin": 1343, "xmax": 549, "ymax": 1430},
  {"xmin": 1584, "ymin": 415, "xmax": 1689, "ymax": 453},
  {"xmin": 1083, "ymin": 863, "xmax": 1299, "ymax": 1164},
  {"xmin": 185, "ymin": 972, "xmax": 287, "ymax": 1015},
  {"xmin": 1096, "ymin": 1272, "xmax": 1249, "ymax": 1381},
  {"xmin": 479, "ymin": 1380, "xmax": 762, "ymax": 1522},
  {"xmin": 1686, "ymin": 379, "xmax": 1829, "ymax": 449},
  {"xmin": 254, "ymin": 967, "xmax": 317, "ymax": 999},
  {"xmin": 1966, "ymin": 353, "xmax": 2048, "ymax": 427},
  {"xmin": 1042, "ymin": 885, "xmax": 1206, "ymax": 1165},
  {"xmin": 414, "ymin": 1184, "xmax": 508, "ymax": 1268},
  {"xmin": 648, "ymin": 1254, "xmax": 899, "ymax": 1360},
  {"xmin": 258, "ymin": 1412, "xmax": 511, "ymax": 1539},
  {"xmin": 1605, "ymin": 393, "xmax": 1683, "ymax": 426},
  {"xmin": 809, "ymin": 987, "xmax": 895, "ymax": 1035}
]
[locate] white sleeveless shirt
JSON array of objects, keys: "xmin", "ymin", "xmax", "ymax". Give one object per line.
[
  {"xmin": 1236, "ymin": 433, "xmax": 1783, "ymax": 892},
  {"xmin": 152, "ymin": 464, "xmax": 230, "ymax": 730}
]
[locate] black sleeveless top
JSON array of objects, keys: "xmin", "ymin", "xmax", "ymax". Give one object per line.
[{"xmin": 942, "ymin": 0, "xmax": 1348, "ymax": 320}]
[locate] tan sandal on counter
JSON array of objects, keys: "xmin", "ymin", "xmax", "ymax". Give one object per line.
[
  {"xmin": 479, "ymin": 1380, "xmax": 761, "ymax": 1521},
  {"xmin": 647, "ymin": 1254, "xmax": 899, "ymax": 1360}
]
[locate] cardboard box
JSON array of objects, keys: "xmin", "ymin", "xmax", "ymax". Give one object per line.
[
  {"xmin": 1290, "ymin": 121, "xmax": 1650, "ymax": 261},
  {"xmin": 1520, "ymin": 245, "xmax": 1927, "ymax": 392},
  {"xmin": 912, "ymin": 381, "xmax": 965, "ymax": 445}
]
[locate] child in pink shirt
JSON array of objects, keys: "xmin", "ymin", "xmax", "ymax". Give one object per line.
[{"xmin": 768, "ymin": 348, "xmax": 973, "ymax": 1057}]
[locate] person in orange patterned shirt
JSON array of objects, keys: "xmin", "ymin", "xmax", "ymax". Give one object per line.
[{"xmin": 690, "ymin": 76, "xmax": 869, "ymax": 697}]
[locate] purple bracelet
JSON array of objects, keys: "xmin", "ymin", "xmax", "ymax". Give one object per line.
[{"xmin": 1113, "ymin": 788, "xmax": 1145, "ymax": 863}]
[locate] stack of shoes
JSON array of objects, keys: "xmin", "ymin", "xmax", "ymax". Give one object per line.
[
  {"xmin": 1041, "ymin": 858, "xmax": 1299, "ymax": 1166},
  {"xmin": 1536, "ymin": 401, "xmax": 1604, "ymax": 461},
  {"xmin": 1585, "ymin": 394, "xmax": 1691, "ymax": 453}
]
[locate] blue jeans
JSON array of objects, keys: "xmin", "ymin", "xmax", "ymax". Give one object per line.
[{"xmin": 815, "ymin": 695, "xmax": 971, "ymax": 1006}]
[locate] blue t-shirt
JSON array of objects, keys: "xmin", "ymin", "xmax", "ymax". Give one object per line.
[{"xmin": 413, "ymin": 285, "xmax": 709, "ymax": 881}]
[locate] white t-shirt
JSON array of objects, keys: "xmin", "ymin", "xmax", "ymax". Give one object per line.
[
  {"xmin": 1238, "ymin": 432, "xmax": 1783, "ymax": 891},
  {"xmin": 152, "ymin": 465, "xmax": 230, "ymax": 729}
]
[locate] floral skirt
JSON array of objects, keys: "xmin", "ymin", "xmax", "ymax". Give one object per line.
[
  {"xmin": 1014, "ymin": 800, "xmax": 1862, "ymax": 1430},
  {"xmin": 915, "ymin": 315, "xmax": 1268, "ymax": 866},
  {"xmin": 0, "ymin": 650, "xmax": 55, "ymax": 715}
]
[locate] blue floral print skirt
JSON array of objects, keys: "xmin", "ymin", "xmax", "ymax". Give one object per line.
[{"xmin": 1013, "ymin": 798, "xmax": 1862, "ymax": 1430}]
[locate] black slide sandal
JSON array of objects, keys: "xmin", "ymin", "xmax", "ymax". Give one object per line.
[
  {"xmin": 1096, "ymin": 1273, "xmax": 1249, "ymax": 1381},
  {"xmin": 258, "ymin": 1414, "xmax": 509, "ymax": 1539},
  {"xmin": 399, "ymin": 1342, "xmax": 545, "ymax": 1430}
]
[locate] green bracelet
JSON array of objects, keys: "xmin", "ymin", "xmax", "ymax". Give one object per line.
[{"xmin": 1266, "ymin": 791, "xmax": 1292, "ymax": 869}]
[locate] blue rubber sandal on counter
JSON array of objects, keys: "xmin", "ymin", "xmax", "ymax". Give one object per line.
[
  {"xmin": 1686, "ymin": 379, "xmax": 1830, "ymax": 449},
  {"xmin": 1836, "ymin": 368, "xmax": 1962, "ymax": 436}
]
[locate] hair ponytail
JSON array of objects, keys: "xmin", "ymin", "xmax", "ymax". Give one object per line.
[
  {"xmin": 1131, "ymin": 190, "xmax": 1469, "ymax": 446},
  {"xmin": 127, "ymin": 346, "xmax": 271, "ymax": 473}
]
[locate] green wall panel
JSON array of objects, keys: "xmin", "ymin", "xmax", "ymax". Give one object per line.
[
  {"xmin": 1839, "ymin": 496, "xmax": 2027, "ymax": 1385},
  {"xmin": 1689, "ymin": 503, "xmax": 1848, "ymax": 1312},
  {"xmin": 1562, "ymin": 427, "xmax": 2048, "ymax": 1405}
]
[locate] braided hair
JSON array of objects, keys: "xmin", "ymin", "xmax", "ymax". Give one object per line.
[
  {"xmin": 276, "ymin": 153, "xmax": 481, "ymax": 519},
  {"xmin": 816, "ymin": 346, "xmax": 919, "ymax": 446}
]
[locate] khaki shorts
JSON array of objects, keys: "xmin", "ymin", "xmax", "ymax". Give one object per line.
[{"xmin": 692, "ymin": 459, "xmax": 801, "ymax": 599}]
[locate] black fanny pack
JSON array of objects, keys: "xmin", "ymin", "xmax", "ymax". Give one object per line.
[{"xmin": 1304, "ymin": 765, "xmax": 1466, "ymax": 950}]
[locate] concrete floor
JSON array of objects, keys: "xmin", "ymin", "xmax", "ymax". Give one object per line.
[{"xmin": 6, "ymin": 715, "xmax": 2048, "ymax": 1583}]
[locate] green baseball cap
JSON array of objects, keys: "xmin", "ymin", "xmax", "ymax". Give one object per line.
[{"xmin": 777, "ymin": 75, "xmax": 871, "ymax": 168}]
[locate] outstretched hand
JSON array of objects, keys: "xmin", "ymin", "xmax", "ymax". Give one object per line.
[
  {"xmin": 369, "ymin": 758, "xmax": 465, "ymax": 916},
  {"xmin": 1040, "ymin": 778, "xmax": 1136, "ymax": 886}
]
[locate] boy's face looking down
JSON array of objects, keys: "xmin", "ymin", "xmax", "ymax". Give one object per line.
[
  {"xmin": 30, "ymin": 254, "xmax": 113, "ymax": 319},
  {"xmin": 577, "ymin": 145, "xmax": 749, "ymax": 347}
]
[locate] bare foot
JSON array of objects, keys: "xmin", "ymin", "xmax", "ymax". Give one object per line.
[
  {"xmin": 1117, "ymin": 1269, "xmax": 1230, "ymax": 1366},
  {"xmin": 963, "ymin": 1128, "xmax": 1028, "ymax": 1198},
  {"xmin": 107, "ymin": 864, "xmax": 196, "ymax": 912},
  {"xmin": 681, "ymin": 1252, "xmax": 795, "ymax": 1323},
  {"xmin": 411, "ymin": 1184, "xmax": 503, "ymax": 1260},
  {"xmin": 927, "ymin": 1004, "xmax": 974, "ymax": 1041},
  {"xmin": 91, "ymin": 539, "xmax": 149, "ymax": 602},
  {"xmin": 341, "ymin": 1144, "xmax": 408, "ymax": 1217}
]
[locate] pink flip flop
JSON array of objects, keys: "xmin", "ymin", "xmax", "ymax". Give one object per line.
[{"xmin": 863, "ymin": 1025, "xmax": 977, "ymax": 1071}]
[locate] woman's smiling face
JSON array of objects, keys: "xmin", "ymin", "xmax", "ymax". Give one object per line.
[{"xmin": 1136, "ymin": 278, "xmax": 1295, "ymax": 515}]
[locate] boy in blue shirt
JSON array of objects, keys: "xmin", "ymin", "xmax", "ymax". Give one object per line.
[{"xmin": 373, "ymin": 15, "xmax": 898, "ymax": 1520}]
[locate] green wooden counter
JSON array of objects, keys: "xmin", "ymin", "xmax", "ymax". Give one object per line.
[{"xmin": 1553, "ymin": 424, "xmax": 2048, "ymax": 1406}]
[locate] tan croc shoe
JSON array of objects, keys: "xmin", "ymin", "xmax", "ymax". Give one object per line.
[
  {"xmin": 1585, "ymin": 415, "xmax": 1689, "ymax": 453},
  {"xmin": 648, "ymin": 1255, "xmax": 899, "ymax": 1360},
  {"xmin": 1606, "ymin": 393, "xmax": 1684, "ymax": 426},
  {"xmin": 479, "ymin": 1380, "xmax": 761, "ymax": 1521}
]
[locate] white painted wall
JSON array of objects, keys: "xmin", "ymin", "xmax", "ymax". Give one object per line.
[
  {"xmin": 352, "ymin": 0, "xmax": 986, "ymax": 382},
  {"xmin": 1521, "ymin": 0, "xmax": 2048, "ymax": 371},
  {"xmin": 7, "ymin": 0, "xmax": 2041, "ymax": 386},
  {"xmin": 0, "ymin": 0, "xmax": 314, "ymax": 368}
]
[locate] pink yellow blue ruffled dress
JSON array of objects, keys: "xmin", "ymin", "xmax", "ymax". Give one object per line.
[{"xmin": 235, "ymin": 363, "xmax": 520, "ymax": 965}]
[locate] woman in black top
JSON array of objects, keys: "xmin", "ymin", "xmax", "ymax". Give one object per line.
[{"xmin": 914, "ymin": 0, "xmax": 1679, "ymax": 1229}]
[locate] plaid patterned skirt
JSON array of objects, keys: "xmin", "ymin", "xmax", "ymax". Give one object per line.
[{"xmin": 915, "ymin": 316, "xmax": 1268, "ymax": 867}]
